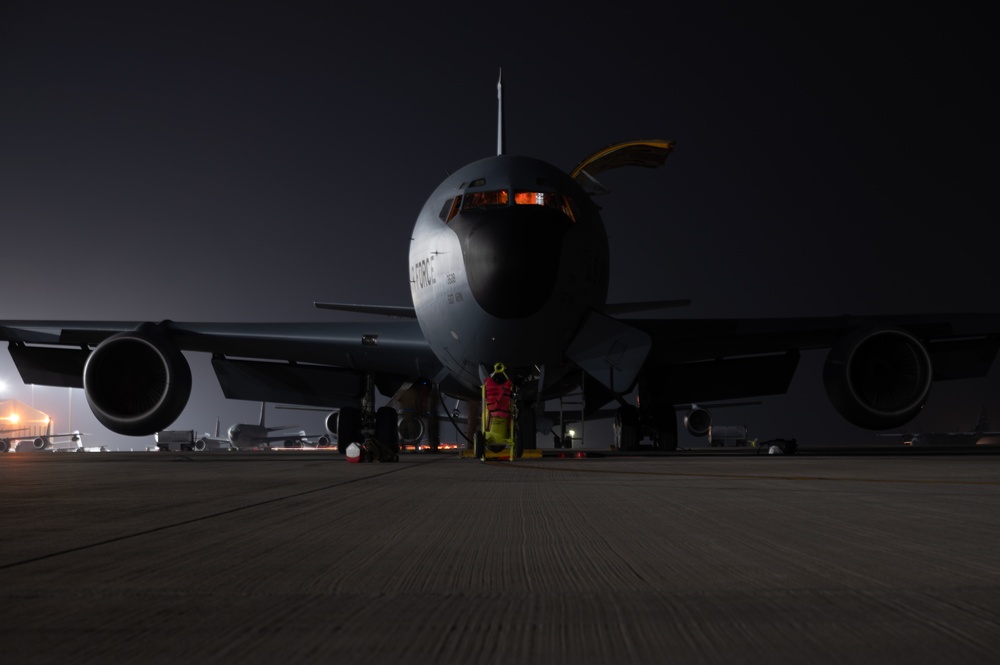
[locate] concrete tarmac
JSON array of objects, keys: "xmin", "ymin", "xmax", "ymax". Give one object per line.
[{"xmin": 3, "ymin": 450, "xmax": 1000, "ymax": 664}]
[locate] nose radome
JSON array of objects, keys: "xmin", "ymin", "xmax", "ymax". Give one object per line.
[{"xmin": 453, "ymin": 207, "xmax": 570, "ymax": 319}]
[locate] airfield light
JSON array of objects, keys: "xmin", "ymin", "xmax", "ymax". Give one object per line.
[{"xmin": 8, "ymin": 414, "xmax": 18, "ymax": 424}]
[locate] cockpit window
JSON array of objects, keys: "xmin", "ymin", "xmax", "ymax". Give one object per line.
[
  {"xmin": 440, "ymin": 197, "xmax": 461, "ymax": 222},
  {"xmin": 462, "ymin": 189, "xmax": 509, "ymax": 210},
  {"xmin": 514, "ymin": 190, "xmax": 577, "ymax": 222},
  {"xmin": 441, "ymin": 188, "xmax": 579, "ymax": 223}
]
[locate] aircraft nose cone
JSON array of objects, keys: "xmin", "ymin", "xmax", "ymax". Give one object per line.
[{"xmin": 452, "ymin": 207, "xmax": 570, "ymax": 319}]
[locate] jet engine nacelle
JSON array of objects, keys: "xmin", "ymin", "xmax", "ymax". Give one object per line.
[
  {"xmin": 823, "ymin": 327, "xmax": 932, "ymax": 429},
  {"xmin": 316, "ymin": 434, "xmax": 332, "ymax": 447},
  {"xmin": 397, "ymin": 414, "xmax": 425, "ymax": 444},
  {"xmin": 684, "ymin": 406, "xmax": 712, "ymax": 437},
  {"xmin": 193, "ymin": 438, "xmax": 208, "ymax": 452},
  {"xmin": 33, "ymin": 437, "xmax": 48, "ymax": 450},
  {"xmin": 83, "ymin": 323, "xmax": 192, "ymax": 437},
  {"xmin": 325, "ymin": 411, "xmax": 338, "ymax": 435}
]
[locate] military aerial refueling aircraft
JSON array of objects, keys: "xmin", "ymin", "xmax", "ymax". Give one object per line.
[
  {"xmin": 5, "ymin": 422, "xmax": 84, "ymax": 453},
  {"xmin": 224, "ymin": 402, "xmax": 331, "ymax": 450},
  {"xmin": 158, "ymin": 403, "xmax": 332, "ymax": 451},
  {"xmin": 0, "ymin": 426, "xmax": 31, "ymax": 453},
  {"xmin": 1, "ymin": 73, "xmax": 999, "ymax": 457}
]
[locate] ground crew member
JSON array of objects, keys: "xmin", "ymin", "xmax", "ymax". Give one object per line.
[{"xmin": 483, "ymin": 362, "xmax": 512, "ymax": 442}]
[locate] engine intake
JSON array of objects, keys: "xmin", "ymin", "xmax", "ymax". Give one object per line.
[
  {"xmin": 324, "ymin": 411, "xmax": 338, "ymax": 435},
  {"xmin": 684, "ymin": 406, "xmax": 712, "ymax": 437},
  {"xmin": 398, "ymin": 414, "xmax": 424, "ymax": 443},
  {"xmin": 32, "ymin": 437, "xmax": 47, "ymax": 450},
  {"xmin": 83, "ymin": 323, "xmax": 192, "ymax": 436},
  {"xmin": 823, "ymin": 327, "xmax": 932, "ymax": 429}
]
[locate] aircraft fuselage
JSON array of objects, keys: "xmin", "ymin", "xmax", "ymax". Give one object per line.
[{"xmin": 229, "ymin": 423, "xmax": 282, "ymax": 448}]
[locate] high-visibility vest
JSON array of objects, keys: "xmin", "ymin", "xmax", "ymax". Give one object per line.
[{"xmin": 484, "ymin": 375, "xmax": 512, "ymax": 418}]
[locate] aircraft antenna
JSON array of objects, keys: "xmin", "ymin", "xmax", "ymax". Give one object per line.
[{"xmin": 497, "ymin": 68, "xmax": 506, "ymax": 156}]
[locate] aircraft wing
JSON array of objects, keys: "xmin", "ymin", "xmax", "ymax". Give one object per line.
[
  {"xmin": 0, "ymin": 319, "xmax": 442, "ymax": 411},
  {"xmin": 253, "ymin": 432, "xmax": 327, "ymax": 443},
  {"xmin": 609, "ymin": 312, "xmax": 1000, "ymax": 409},
  {"xmin": 197, "ymin": 436, "xmax": 231, "ymax": 444}
]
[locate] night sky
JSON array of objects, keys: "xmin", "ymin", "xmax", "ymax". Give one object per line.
[{"xmin": 1, "ymin": 2, "xmax": 997, "ymax": 449}]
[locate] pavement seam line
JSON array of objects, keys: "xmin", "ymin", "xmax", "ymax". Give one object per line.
[
  {"xmin": 494, "ymin": 461, "xmax": 1000, "ymax": 485},
  {"xmin": 0, "ymin": 459, "xmax": 442, "ymax": 571}
]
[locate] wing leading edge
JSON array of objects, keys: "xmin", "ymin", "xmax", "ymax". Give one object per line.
[
  {"xmin": 1, "ymin": 319, "xmax": 442, "ymax": 414},
  {"xmin": 617, "ymin": 311, "xmax": 1000, "ymax": 428}
]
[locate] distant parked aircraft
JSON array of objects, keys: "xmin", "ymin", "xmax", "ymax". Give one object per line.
[
  {"xmin": 0, "ymin": 425, "xmax": 31, "ymax": 453},
  {"xmin": 878, "ymin": 405, "xmax": 1000, "ymax": 446},
  {"xmin": 224, "ymin": 402, "xmax": 330, "ymax": 450},
  {"xmin": 10, "ymin": 423, "xmax": 84, "ymax": 452}
]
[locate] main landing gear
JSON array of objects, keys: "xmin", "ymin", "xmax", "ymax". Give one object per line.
[
  {"xmin": 339, "ymin": 374, "xmax": 399, "ymax": 462},
  {"xmin": 613, "ymin": 403, "xmax": 679, "ymax": 452}
]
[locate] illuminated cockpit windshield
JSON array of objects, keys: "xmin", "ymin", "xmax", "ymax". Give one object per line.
[
  {"xmin": 513, "ymin": 190, "xmax": 576, "ymax": 220},
  {"xmin": 440, "ymin": 188, "xmax": 578, "ymax": 223}
]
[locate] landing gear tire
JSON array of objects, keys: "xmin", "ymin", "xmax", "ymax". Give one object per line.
[
  {"xmin": 655, "ymin": 418, "xmax": 678, "ymax": 451},
  {"xmin": 515, "ymin": 404, "xmax": 535, "ymax": 459},
  {"xmin": 337, "ymin": 407, "xmax": 361, "ymax": 454},
  {"xmin": 375, "ymin": 406, "xmax": 399, "ymax": 455},
  {"xmin": 474, "ymin": 431, "xmax": 486, "ymax": 460},
  {"xmin": 614, "ymin": 405, "xmax": 640, "ymax": 452}
]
